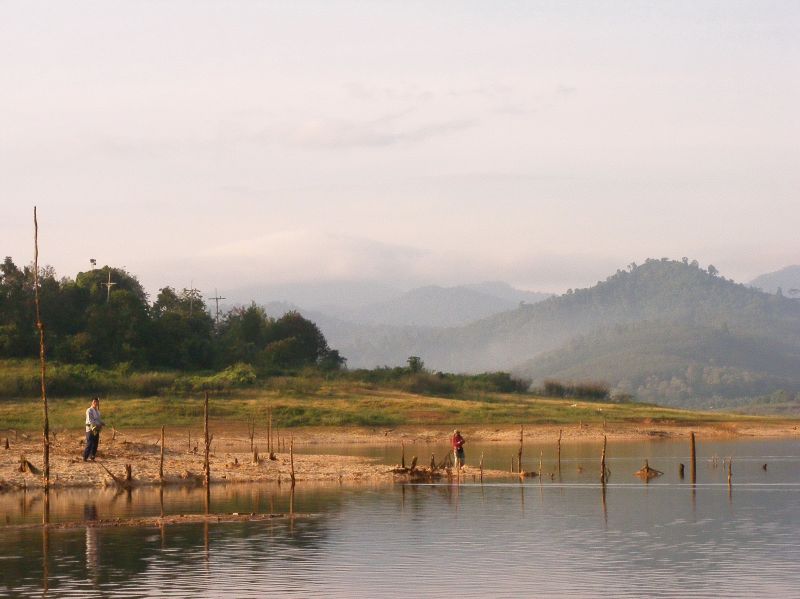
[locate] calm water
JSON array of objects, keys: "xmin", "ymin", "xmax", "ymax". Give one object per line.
[{"xmin": 2, "ymin": 438, "xmax": 799, "ymax": 597}]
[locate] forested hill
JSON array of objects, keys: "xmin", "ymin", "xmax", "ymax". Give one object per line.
[{"xmin": 325, "ymin": 259, "xmax": 800, "ymax": 405}]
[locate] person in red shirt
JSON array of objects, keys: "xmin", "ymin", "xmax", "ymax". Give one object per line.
[{"xmin": 451, "ymin": 429, "xmax": 465, "ymax": 469}]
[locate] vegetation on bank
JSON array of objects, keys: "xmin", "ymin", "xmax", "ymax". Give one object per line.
[
  {"xmin": 0, "ymin": 382, "xmax": 768, "ymax": 431},
  {"xmin": 0, "ymin": 357, "xmax": 530, "ymax": 399}
]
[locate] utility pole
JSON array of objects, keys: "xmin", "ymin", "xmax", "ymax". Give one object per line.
[
  {"xmin": 104, "ymin": 269, "xmax": 117, "ymax": 303},
  {"xmin": 189, "ymin": 280, "xmax": 195, "ymax": 316},
  {"xmin": 210, "ymin": 289, "xmax": 226, "ymax": 324}
]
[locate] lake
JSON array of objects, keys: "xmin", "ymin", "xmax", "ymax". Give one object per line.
[{"xmin": 2, "ymin": 437, "xmax": 799, "ymax": 597}]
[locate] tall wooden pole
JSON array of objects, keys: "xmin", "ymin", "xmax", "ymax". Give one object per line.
[
  {"xmin": 159, "ymin": 426, "xmax": 165, "ymax": 482},
  {"xmin": 33, "ymin": 207, "xmax": 50, "ymax": 489},
  {"xmin": 557, "ymin": 429, "xmax": 562, "ymax": 476},
  {"xmin": 690, "ymin": 432, "xmax": 697, "ymax": 484},
  {"xmin": 203, "ymin": 392, "xmax": 210, "ymax": 488},
  {"xmin": 518, "ymin": 425, "xmax": 524, "ymax": 474}
]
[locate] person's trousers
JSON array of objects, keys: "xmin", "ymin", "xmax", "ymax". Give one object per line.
[{"xmin": 83, "ymin": 430, "xmax": 100, "ymax": 460}]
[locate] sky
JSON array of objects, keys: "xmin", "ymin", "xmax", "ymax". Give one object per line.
[{"xmin": 2, "ymin": 1, "xmax": 798, "ymax": 298}]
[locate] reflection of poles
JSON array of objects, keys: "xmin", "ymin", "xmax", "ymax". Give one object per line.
[
  {"xmin": 203, "ymin": 519, "xmax": 209, "ymax": 566},
  {"xmin": 42, "ymin": 518, "xmax": 50, "ymax": 594},
  {"xmin": 727, "ymin": 457, "xmax": 733, "ymax": 502},
  {"xmin": 42, "ymin": 487, "xmax": 50, "ymax": 525},
  {"xmin": 289, "ymin": 484, "xmax": 295, "ymax": 535},
  {"xmin": 600, "ymin": 436, "xmax": 608, "ymax": 484},
  {"xmin": 601, "ymin": 480, "xmax": 608, "ymax": 527},
  {"xmin": 33, "ymin": 208, "xmax": 50, "ymax": 488},
  {"xmin": 600, "ymin": 435, "xmax": 608, "ymax": 526},
  {"xmin": 42, "ymin": 487, "xmax": 50, "ymax": 594},
  {"xmin": 159, "ymin": 486, "xmax": 166, "ymax": 548}
]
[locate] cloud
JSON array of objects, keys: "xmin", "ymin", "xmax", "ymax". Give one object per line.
[
  {"xmin": 289, "ymin": 113, "xmax": 476, "ymax": 148},
  {"xmin": 198, "ymin": 230, "xmax": 429, "ymax": 285},
  {"xmin": 174, "ymin": 229, "xmax": 623, "ymax": 294}
]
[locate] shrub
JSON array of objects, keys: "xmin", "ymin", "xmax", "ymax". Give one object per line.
[{"xmin": 541, "ymin": 379, "xmax": 610, "ymax": 401}]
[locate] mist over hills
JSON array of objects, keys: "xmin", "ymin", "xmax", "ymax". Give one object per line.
[
  {"xmin": 230, "ymin": 281, "xmax": 551, "ymax": 327},
  {"xmin": 309, "ymin": 259, "xmax": 800, "ymax": 408},
  {"xmin": 749, "ymin": 265, "xmax": 800, "ymax": 297}
]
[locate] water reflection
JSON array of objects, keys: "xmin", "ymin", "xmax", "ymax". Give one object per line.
[{"xmin": 1, "ymin": 438, "xmax": 799, "ymax": 597}]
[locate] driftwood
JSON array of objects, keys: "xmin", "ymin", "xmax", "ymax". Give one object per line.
[
  {"xmin": 18, "ymin": 455, "xmax": 41, "ymax": 475},
  {"xmin": 634, "ymin": 460, "xmax": 663, "ymax": 480},
  {"xmin": 98, "ymin": 462, "xmax": 133, "ymax": 490}
]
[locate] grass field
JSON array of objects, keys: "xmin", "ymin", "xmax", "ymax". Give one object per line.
[{"xmin": 0, "ymin": 380, "xmax": 771, "ymax": 431}]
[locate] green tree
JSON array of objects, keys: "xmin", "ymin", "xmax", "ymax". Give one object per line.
[{"xmin": 149, "ymin": 287, "xmax": 214, "ymax": 369}]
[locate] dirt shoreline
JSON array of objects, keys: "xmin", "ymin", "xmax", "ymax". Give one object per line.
[{"xmin": 2, "ymin": 421, "xmax": 797, "ymax": 490}]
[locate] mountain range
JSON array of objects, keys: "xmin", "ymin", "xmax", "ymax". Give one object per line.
[
  {"xmin": 230, "ymin": 281, "xmax": 551, "ymax": 327},
  {"xmin": 313, "ymin": 260, "xmax": 800, "ymax": 409},
  {"xmin": 749, "ymin": 265, "xmax": 800, "ymax": 297}
]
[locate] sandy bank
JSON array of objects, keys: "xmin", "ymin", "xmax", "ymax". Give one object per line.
[{"xmin": 1, "ymin": 420, "xmax": 797, "ymax": 490}]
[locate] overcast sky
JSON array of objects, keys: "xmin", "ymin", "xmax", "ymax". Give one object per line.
[{"xmin": 2, "ymin": 1, "xmax": 798, "ymax": 297}]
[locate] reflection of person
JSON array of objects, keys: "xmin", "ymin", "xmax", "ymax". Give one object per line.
[
  {"xmin": 83, "ymin": 397, "xmax": 105, "ymax": 461},
  {"xmin": 451, "ymin": 429, "xmax": 465, "ymax": 468}
]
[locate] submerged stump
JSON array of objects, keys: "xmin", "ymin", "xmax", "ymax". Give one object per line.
[{"xmin": 634, "ymin": 460, "xmax": 663, "ymax": 480}]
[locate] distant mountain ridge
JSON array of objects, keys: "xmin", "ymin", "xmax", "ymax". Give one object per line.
[
  {"xmin": 333, "ymin": 284, "xmax": 551, "ymax": 327},
  {"xmin": 314, "ymin": 259, "xmax": 800, "ymax": 408},
  {"xmin": 229, "ymin": 280, "xmax": 551, "ymax": 327},
  {"xmin": 749, "ymin": 265, "xmax": 800, "ymax": 297}
]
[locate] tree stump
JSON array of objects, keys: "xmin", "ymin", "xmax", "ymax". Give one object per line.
[{"xmin": 635, "ymin": 460, "xmax": 663, "ymax": 480}]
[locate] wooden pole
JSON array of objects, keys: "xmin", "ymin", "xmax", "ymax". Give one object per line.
[
  {"xmin": 33, "ymin": 207, "xmax": 50, "ymax": 489},
  {"xmin": 289, "ymin": 436, "xmax": 296, "ymax": 486},
  {"xmin": 479, "ymin": 452, "xmax": 484, "ymax": 483},
  {"xmin": 159, "ymin": 426, "xmax": 165, "ymax": 482},
  {"xmin": 727, "ymin": 457, "xmax": 732, "ymax": 488},
  {"xmin": 690, "ymin": 432, "xmax": 697, "ymax": 484},
  {"xmin": 557, "ymin": 429, "xmax": 562, "ymax": 476},
  {"xmin": 518, "ymin": 425, "xmax": 524, "ymax": 474},
  {"xmin": 267, "ymin": 406, "xmax": 272, "ymax": 454},
  {"xmin": 600, "ymin": 435, "xmax": 608, "ymax": 484},
  {"xmin": 401, "ymin": 441, "xmax": 405, "ymax": 469},
  {"xmin": 203, "ymin": 392, "xmax": 210, "ymax": 488}
]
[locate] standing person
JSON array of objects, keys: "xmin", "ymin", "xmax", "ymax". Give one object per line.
[
  {"xmin": 451, "ymin": 429, "xmax": 465, "ymax": 469},
  {"xmin": 83, "ymin": 397, "xmax": 105, "ymax": 461}
]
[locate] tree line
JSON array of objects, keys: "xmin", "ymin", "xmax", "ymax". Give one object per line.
[{"xmin": 0, "ymin": 257, "xmax": 344, "ymax": 373}]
